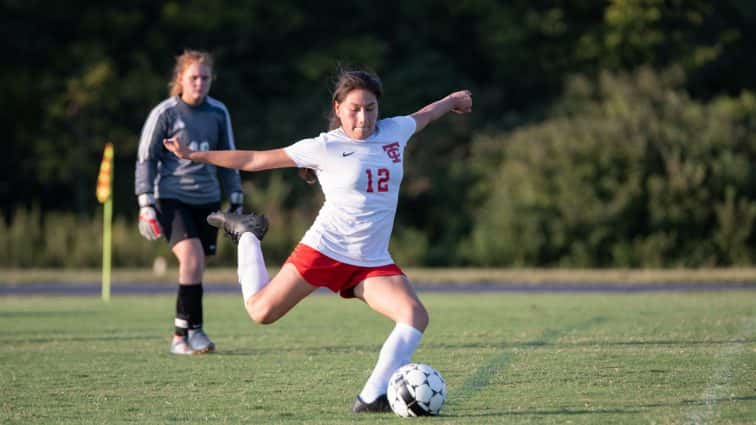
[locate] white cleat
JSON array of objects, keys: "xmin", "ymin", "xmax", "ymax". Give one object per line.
[{"xmin": 170, "ymin": 335, "xmax": 196, "ymax": 355}]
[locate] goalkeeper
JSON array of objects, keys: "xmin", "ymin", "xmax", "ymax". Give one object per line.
[{"xmin": 134, "ymin": 49, "xmax": 244, "ymax": 355}]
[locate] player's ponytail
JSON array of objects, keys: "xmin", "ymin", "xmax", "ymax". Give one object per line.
[{"xmin": 298, "ymin": 168, "xmax": 318, "ymax": 185}]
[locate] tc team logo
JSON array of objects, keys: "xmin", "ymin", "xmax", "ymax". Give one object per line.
[{"xmin": 383, "ymin": 142, "xmax": 401, "ymax": 163}]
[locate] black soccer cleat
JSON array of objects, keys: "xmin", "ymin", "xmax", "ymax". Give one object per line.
[
  {"xmin": 352, "ymin": 394, "xmax": 391, "ymax": 413},
  {"xmin": 206, "ymin": 210, "xmax": 269, "ymax": 244}
]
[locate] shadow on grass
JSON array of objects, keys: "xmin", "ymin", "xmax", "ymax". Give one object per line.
[
  {"xmin": 680, "ymin": 395, "xmax": 756, "ymax": 406},
  {"xmin": 3, "ymin": 334, "xmax": 164, "ymax": 344},
  {"xmin": 444, "ymin": 407, "xmax": 642, "ymax": 418},
  {"xmin": 424, "ymin": 337, "xmax": 756, "ymax": 351},
  {"xmin": 445, "ymin": 395, "xmax": 756, "ymax": 418},
  {"xmin": 217, "ymin": 343, "xmax": 380, "ymax": 357},
  {"xmin": 0, "ymin": 310, "xmax": 97, "ymax": 318}
]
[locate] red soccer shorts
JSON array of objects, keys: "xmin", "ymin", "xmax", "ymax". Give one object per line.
[{"xmin": 285, "ymin": 243, "xmax": 404, "ymax": 298}]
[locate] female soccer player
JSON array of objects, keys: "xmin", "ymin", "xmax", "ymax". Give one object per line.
[
  {"xmin": 163, "ymin": 69, "xmax": 472, "ymax": 411},
  {"xmin": 135, "ymin": 50, "xmax": 245, "ymax": 355}
]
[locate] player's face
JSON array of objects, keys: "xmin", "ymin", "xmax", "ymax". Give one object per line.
[
  {"xmin": 335, "ymin": 89, "xmax": 378, "ymax": 140},
  {"xmin": 180, "ymin": 62, "xmax": 212, "ymax": 106}
]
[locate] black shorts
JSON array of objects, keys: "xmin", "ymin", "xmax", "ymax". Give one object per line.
[{"xmin": 156, "ymin": 198, "xmax": 221, "ymax": 256}]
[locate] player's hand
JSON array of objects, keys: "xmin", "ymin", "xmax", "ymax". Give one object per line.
[
  {"xmin": 163, "ymin": 137, "xmax": 192, "ymax": 159},
  {"xmin": 448, "ymin": 90, "xmax": 472, "ymax": 114},
  {"xmin": 138, "ymin": 206, "xmax": 163, "ymax": 240}
]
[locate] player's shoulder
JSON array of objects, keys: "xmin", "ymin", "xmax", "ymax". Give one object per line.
[
  {"xmin": 376, "ymin": 116, "xmax": 416, "ymax": 137},
  {"xmin": 142, "ymin": 97, "xmax": 180, "ymax": 131},
  {"xmin": 285, "ymin": 131, "xmax": 330, "ymax": 155},
  {"xmin": 319, "ymin": 128, "xmax": 348, "ymax": 144},
  {"xmin": 206, "ymin": 96, "xmax": 230, "ymax": 114},
  {"xmin": 148, "ymin": 97, "xmax": 180, "ymax": 117}
]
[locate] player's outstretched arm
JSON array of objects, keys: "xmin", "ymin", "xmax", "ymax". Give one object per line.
[
  {"xmin": 410, "ymin": 90, "xmax": 472, "ymax": 134},
  {"xmin": 163, "ymin": 137, "xmax": 295, "ymax": 172}
]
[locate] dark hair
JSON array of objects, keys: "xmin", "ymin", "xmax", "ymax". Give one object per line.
[
  {"xmin": 300, "ymin": 69, "xmax": 383, "ymax": 185},
  {"xmin": 327, "ymin": 69, "xmax": 383, "ymax": 130}
]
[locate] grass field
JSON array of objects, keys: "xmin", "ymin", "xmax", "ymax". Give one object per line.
[{"xmin": 2, "ymin": 291, "xmax": 755, "ymax": 424}]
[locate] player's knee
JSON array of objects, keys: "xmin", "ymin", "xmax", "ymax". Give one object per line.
[
  {"xmin": 179, "ymin": 255, "xmax": 204, "ymax": 278},
  {"xmin": 245, "ymin": 298, "xmax": 279, "ymax": 325},
  {"xmin": 408, "ymin": 303, "xmax": 429, "ymax": 332}
]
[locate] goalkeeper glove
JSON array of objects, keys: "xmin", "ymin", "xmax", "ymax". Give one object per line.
[{"xmin": 137, "ymin": 194, "xmax": 163, "ymax": 240}]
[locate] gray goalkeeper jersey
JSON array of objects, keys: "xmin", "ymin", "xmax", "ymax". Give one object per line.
[{"xmin": 134, "ymin": 96, "xmax": 242, "ymax": 204}]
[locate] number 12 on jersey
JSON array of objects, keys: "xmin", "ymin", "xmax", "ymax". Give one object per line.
[{"xmin": 365, "ymin": 168, "xmax": 389, "ymax": 192}]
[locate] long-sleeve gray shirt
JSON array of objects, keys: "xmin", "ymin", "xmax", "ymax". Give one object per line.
[{"xmin": 134, "ymin": 96, "xmax": 242, "ymax": 204}]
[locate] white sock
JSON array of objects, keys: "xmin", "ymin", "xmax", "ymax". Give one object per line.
[
  {"xmin": 359, "ymin": 322, "xmax": 423, "ymax": 403},
  {"xmin": 237, "ymin": 232, "xmax": 269, "ymax": 304}
]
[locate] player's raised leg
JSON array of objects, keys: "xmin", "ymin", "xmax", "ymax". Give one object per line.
[
  {"xmin": 350, "ymin": 275, "xmax": 428, "ymax": 413},
  {"xmin": 237, "ymin": 232, "xmax": 270, "ymax": 304},
  {"xmin": 207, "ymin": 210, "xmax": 269, "ymax": 301},
  {"xmin": 245, "ymin": 263, "xmax": 318, "ymax": 324},
  {"xmin": 207, "ymin": 210, "xmax": 318, "ymax": 324}
]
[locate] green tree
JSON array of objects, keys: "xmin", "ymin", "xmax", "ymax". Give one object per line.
[{"xmin": 463, "ymin": 67, "xmax": 756, "ymax": 267}]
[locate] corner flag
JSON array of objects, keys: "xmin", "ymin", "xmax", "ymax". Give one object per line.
[
  {"xmin": 96, "ymin": 143, "xmax": 114, "ymax": 204},
  {"xmin": 97, "ymin": 143, "xmax": 114, "ymax": 301}
]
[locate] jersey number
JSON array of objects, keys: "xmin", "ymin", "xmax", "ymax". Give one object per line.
[{"xmin": 365, "ymin": 168, "xmax": 389, "ymax": 192}]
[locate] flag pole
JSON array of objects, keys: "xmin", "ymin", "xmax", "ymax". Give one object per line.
[
  {"xmin": 97, "ymin": 143, "xmax": 114, "ymax": 302},
  {"xmin": 102, "ymin": 195, "xmax": 112, "ymax": 301}
]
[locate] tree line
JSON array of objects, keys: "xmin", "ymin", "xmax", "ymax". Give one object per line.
[{"xmin": 2, "ymin": 1, "xmax": 755, "ymax": 267}]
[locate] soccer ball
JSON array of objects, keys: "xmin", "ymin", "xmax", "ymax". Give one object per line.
[{"xmin": 387, "ymin": 363, "xmax": 447, "ymax": 417}]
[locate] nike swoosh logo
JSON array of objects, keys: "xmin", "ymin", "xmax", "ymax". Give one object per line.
[{"xmin": 342, "ymin": 151, "xmax": 355, "ymax": 157}]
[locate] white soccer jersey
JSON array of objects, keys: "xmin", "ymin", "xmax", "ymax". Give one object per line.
[{"xmin": 284, "ymin": 116, "xmax": 417, "ymax": 266}]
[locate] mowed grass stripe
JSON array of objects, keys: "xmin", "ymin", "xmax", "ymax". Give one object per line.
[
  {"xmin": 685, "ymin": 316, "xmax": 756, "ymax": 424},
  {"xmin": 456, "ymin": 316, "xmax": 608, "ymax": 397}
]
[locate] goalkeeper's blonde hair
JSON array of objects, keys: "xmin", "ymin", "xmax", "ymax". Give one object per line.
[{"xmin": 169, "ymin": 49, "xmax": 214, "ymax": 97}]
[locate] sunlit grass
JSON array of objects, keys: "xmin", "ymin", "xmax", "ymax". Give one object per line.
[{"xmin": 1, "ymin": 292, "xmax": 755, "ymax": 424}]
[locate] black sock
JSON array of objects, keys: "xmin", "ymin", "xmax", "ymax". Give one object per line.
[
  {"xmin": 175, "ymin": 284, "xmax": 189, "ymax": 336},
  {"xmin": 176, "ymin": 283, "xmax": 204, "ymax": 334}
]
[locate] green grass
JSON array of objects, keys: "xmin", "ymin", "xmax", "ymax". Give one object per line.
[{"xmin": 2, "ymin": 292, "xmax": 755, "ymax": 424}]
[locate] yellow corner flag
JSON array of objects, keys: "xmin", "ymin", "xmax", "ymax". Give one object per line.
[
  {"xmin": 97, "ymin": 143, "xmax": 114, "ymax": 301},
  {"xmin": 96, "ymin": 143, "xmax": 114, "ymax": 203}
]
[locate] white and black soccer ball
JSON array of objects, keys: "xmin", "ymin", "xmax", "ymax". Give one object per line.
[{"xmin": 387, "ymin": 363, "xmax": 447, "ymax": 417}]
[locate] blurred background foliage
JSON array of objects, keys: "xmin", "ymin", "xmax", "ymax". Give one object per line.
[{"xmin": 1, "ymin": 0, "xmax": 755, "ymax": 268}]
